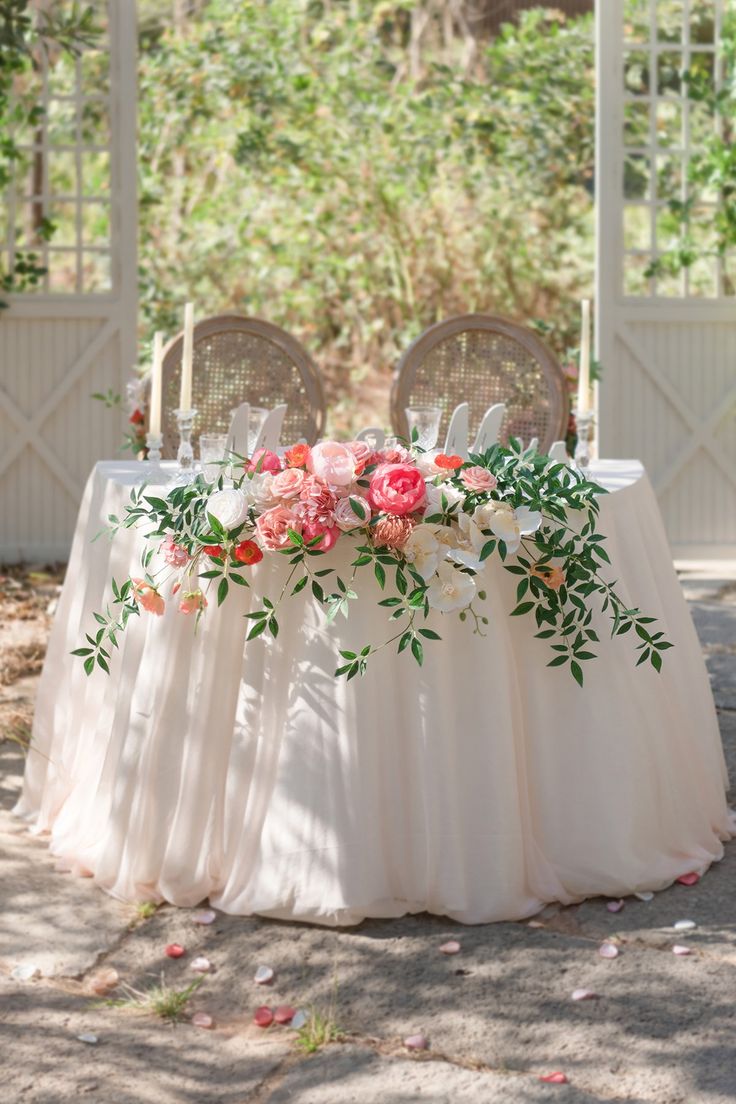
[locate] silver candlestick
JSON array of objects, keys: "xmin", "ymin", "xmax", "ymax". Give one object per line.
[
  {"xmin": 574, "ymin": 408, "xmax": 595, "ymax": 471},
  {"xmin": 175, "ymin": 408, "xmax": 197, "ymax": 472},
  {"xmin": 145, "ymin": 431, "xmax": 163, "ymax": 463}
]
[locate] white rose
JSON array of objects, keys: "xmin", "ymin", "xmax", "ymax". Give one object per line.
[
  {"xmin": 334, "ymin": 495, "xmax": 370, "ymax": 531},
  {"xmin": 245, "ymin": 472, "xmax": 277, "ymax": 510},
  {"xmin": 426, "ymin": 561, "xmax": 476, "ymax": 613},
  {"xmin": 206, "ymin": 488, "xmax": 250, "ymax": 531}
]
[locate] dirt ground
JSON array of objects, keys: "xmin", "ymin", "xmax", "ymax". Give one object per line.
[{"xmin": 1, "ymin": 562, "xmax": 735, "ymax": 1104}]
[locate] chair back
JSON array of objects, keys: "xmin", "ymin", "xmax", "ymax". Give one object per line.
[
  {"xmin": 158, "ymin": 315, "xmax": 326, "ymax": 458},
  {"xmin": 391, "ymin": 314, "xmax": 569, "ymax": 455}
]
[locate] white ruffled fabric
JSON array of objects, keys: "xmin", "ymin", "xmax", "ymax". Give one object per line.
[{"xmin": 15, "ymin": 460, "xmax": 731, "ymax": 925}]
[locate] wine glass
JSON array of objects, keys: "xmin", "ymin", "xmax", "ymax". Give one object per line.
[
  {"xmin": 199, "ymin": 434, "xmax": 229, "ymax": 481},
  {"xmin": 405, "ymin": 406, "xmax": 442, "ymax": 451}
]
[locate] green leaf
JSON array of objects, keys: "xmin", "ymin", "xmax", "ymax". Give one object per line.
[
  {"xmin": 83, "ymin": 656, "xmax": 95, "ymax": 676},
  {"xmin": 480, "ymin": 540, "xmax": 496, "ymax": 561},
  {"xmin": 374, "ymin": 562, "xmax": 386, "ymax": 589},
  {"xmin": 247, "ymin": 620, "xmax": 267, "ymax": 641},
  {"xmin": 291, "ymin": 575, "xmax": 308, "ymax": 595},
  {"xmin": 217, "ymin": 577, "xmax": 229, "ymax": 606},
  {"xmin": 651, "ymin": 649, "xmax": 662, "ymax": 672},
  {"xmin": 348, "ymin": 496, "xmax": 367, "ymax": 520},
  {"xmin": 418, "ymin": 628, "xmax": 441, "ymax": 640},
  {"xmin": 268, "ymin": 616, "xmax": 279, "ymax": 638},
  {"xmin": 547, "ymin": 655, "xmax": 568, "ymax": 667},
  {"xmin": 71, "ymin": 647, "xmax": 94, "ymax": 656},
  {"xmin": 411, "ymin": 638, "xmax": 424, "ymax": 666},
  {"xmin": 570, "ymin": 660, "xmax": 584, "ymax": 686},
  {"xmin": 312, "ymin": 581, "xmax": 325, "ymax": 603},
  {"xmin": 511, "ymin": 601, "xmax": 534, "ymax": 616}
]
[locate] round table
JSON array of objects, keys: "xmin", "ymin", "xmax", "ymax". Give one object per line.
[{"xmin": 15, "ymin": 459, "xmax": 731, "ymax": 925}]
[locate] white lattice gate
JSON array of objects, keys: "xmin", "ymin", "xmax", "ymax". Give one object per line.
[
  {"xmin": 596, "ymin": 0, "xmax": 736, "ymax": 554},
  {"xmin": 0, "ymin": 0, "xmax": 136, "ymax": 562}
]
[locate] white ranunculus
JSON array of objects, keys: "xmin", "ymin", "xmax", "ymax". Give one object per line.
[
  {"xmin": 424, "ymin": 481, "xmax": 464, "ymax": 517},
  {"xmin": 206, "ymin": 488, "xmax": 250, "ymax": 531},
  {"xmin": 245, "ymin": 472, "xmax": 277, "ymax": 510},
  {"xmin": 426, "ymin": 561, "xmax": 476, "ymax": 613},
  {"xmin": 402, "ymin": 523, "xmax": 440, "ymax": 581},
  {"xmin": 474, "ymin": 500, "xmax": 541, "ymax": 554}
]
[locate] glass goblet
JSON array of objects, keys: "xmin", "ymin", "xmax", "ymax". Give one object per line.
[
  {"xmin": 405, "ymin": 405, "xmax": 442, "ymax": 451},
  {"xmin": 200, "ymin": 433, "xmax": 229, "ymax": 482}
]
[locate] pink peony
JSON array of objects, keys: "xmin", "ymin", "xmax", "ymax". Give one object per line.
[
  {"xmin": 333, "ymin": 495, "xmax": 371, "ymax": 531},
  {"xmin": 371, "ymin": 515, "xmax": 416, "ymax": 550},
  {"xmin": 379, "ymin": 444, "xmax": 411, "ymax": 464},
  {"xmin": 179, "ymin": 589, "xmax": 207, "ymax": 614},
  {"xmin": 161, "ymin": 536, "xmax": 189, "ymax": 568},
  {"xmin": 246, "ymin": 448, "xmax": 282, "ymax": 474},
  {"xmin": 271, "ymin": 466, "xmax": 306, "ymax": 500},
  {"xmin": 460, "ymin": 466, "xmax": 498, "ymax": 493},
  {"xmin": 307, "ymin": 440, "xmax": 356, "ymax": 486},
  {"xmin": 302, "ymin": 519, "xmax": 340, "ymax": 552},
  {"xmin": 368, "ymin": 463, "xmax": 426, "ymax": 516},
  {"xmin": 256, "ymin": 505, "xmax": 302, "ymax": 550},
  {"xmin": 346, "ymin": 440, "xmax": 373, "ymax": 476},
  {"xmin": 299, "ymin": 475, "xmax": 337, "ymax": 526},
  {"xmin": 131, "ymin": 578, "xmax": 165, "ymax": 616}
]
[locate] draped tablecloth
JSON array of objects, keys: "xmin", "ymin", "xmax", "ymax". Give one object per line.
[{"xmin": 15, "ymin": 459, "xmax": 732, "ymax": 925}]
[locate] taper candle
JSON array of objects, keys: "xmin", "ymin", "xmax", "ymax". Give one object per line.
[
  {"xmin": 149, "ymin": 331, "xmax": 163, "ymax": 437},
  {"xmin": 577, "ymin": 299, "xmax": 591, "ymax": 416},
  {"xmin": 180, "ymin": 302, "xmax": 194, "ymax": 412}
]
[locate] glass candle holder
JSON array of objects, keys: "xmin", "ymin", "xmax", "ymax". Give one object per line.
[
  {"xmin": 574, "ymin": 408, "xmax": 595, "ymax": 471},
  {"xmin": 175, "ymin": 408, "xmax": 198, "ymax": 471},
  {"xmin": 145, "ymin": 431, "xmax": 163, "ymax": 464},
  {"xmin": 405, "ymin": 405, "xmax": 442, "ymax": 451}
]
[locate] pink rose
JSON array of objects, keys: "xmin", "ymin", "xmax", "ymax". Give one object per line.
[
  {"xmin": 179, "ymin": 589, "xmax": 207, "ymax": 614},
  {"xmin": 131, "ymin": 578, "xmax": 165, "ymax": 616},
  {"xmin": 271, "ymin": 467, "xmax": 306, "ymax": 500},
  {"xmin": 460, "ymin": 466, "xmax": 498, "ymax": 493},
  {"xmin": 368, "ymin": 463, "xmax": 426, "ymax": 516},
  {"xmin": 246, "ymin": 448, "xmax": 282, "ymax": 474},
  {"xmin": 161, "ymin": 536, "xmax": 189, "ymax": 568},
  {"xmin": 302, "ymin": 519, "xmax": 340, "ymax": 552},
  {"xmin": 333, "ymin": 495, "xmax": 371, "ymax": 531},
  {"xmin": 255, "ymin": 505, "xmax": 302, "ymax": 550},
  {"xmin": 346, "ymin": 440, "xmax": 373, "ymax": 476},
  {"xmin": 298, "ymin": 475, "xmax": 337, "ymax": 527},
  {"xmin": 307, "ymin": 440, "xmax": 356, "ymax": 486}
]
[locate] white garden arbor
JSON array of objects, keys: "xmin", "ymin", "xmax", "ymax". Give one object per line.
[{"xmin": 0, "ymin": 0, "xmax": 733, "ymax": 560}]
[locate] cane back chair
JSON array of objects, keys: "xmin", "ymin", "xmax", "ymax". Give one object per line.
[
  {"xmin": 156, "ymin": 315, "xmax": 326, "ymax": 458},
  {"xmin": 391, "ymin": 314, "xmax": 569, "ymax": 454}
]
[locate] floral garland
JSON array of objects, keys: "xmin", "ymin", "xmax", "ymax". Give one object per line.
[{"xmin": 76, "ymin": 438, "xmax": 672, "ymax": 684}]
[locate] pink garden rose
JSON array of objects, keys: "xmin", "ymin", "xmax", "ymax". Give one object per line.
[
  {"xmin": 271, "ymin": 466, "xmax": 306, "ymax": 500},
  {"xmin": 256, "ymin": 505, "xmax": 302, "ymax": 550},
  {"xmin": 460, "ymin": 466, "xmax": 498, "ymax": 493},
  {"xmin": 179, "ymin": 589, "xmax": 207, "ymax": 614},
  {"xmin": 379, "ymin": 443, "xmax": 410, "ymax": 464},
  {"xmin": 161, "ymin": 536, "xmax": 189, "ymax": 568},
  {"xmin": 333, "ymin": 494, "xmax": 371, "ymax": 531},
  {"xmin": 307, "ymin": 440, "xmax": 356, "ymax": 486},
  {"xmin": 368, "ymin": 463, "xmax": 426, "ymax": 516},
  {"xmin": 131, "ymin": 578, "xmax": 165, "ymax": 616},
  {"xmin": 246, "ymin": 448, "xmax": 282, "ymax": 474},
  {"xmin": 346, "ymin": 440, "xmax": 373, "ymax": 476},
  {"xmin": 302, "ymin": 518, "xmax": 340, "ymax": 552},
  {"xmin": 298, "ymin": 475, "xmax": 337, "ymax": 526}
]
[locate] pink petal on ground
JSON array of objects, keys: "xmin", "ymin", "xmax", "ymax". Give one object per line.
[
  {"xmin": 253, "ymin": 1006, "xmax": 274, "ymax": 1028},
  {"xmin": 673, "ymin": 945, "xmax": 693, "ymax": 956},
  {"xmin": 606, "ymin": 900, "xmax": 625, "ymax": 913},
  {"xmin": 192, "ymin": 1012, "xmax": 214, "ymax": 1029},
  {"xmin": 190, "ymin": 956, "xmax": 211, "ymax": 973},
  {"xmin": 439, "ymin": 941, "xmax": 461, "ymax": 955},
  {"xmin": 274, "ymin": 1005, "xmax": 296, "ymax": 1025},
  {"xmin": 598, "ymin": 942, "xmax": 619, "ymax": 959},
  {"xmin": 677, "ymin": 873, "xmax": 700, "ymax": 886},
  {"xmin": 87, "ymin": 968, "xmax": 119, "ymax": 995},
  {"xmin": 571, "ymin": 988, "xmax": 599, "ymax": 1001},
  {"xmin": 254, "ymin": 965, "xmax": 274, "ymax": 985},
  {"xmin": 191, "ymin": 909, "xmax": 217, "ymax": 924},
  {"xmin": 539, "ymin": 1072, "xmax": 568, "ymax": 1084},
  {"xmin": 404, "ymin": 1034, "xmax": 429, "ymax": 1050},
  {"xmin": 165, "ymin": 944, "xmax": 186, "ymax": 958}
]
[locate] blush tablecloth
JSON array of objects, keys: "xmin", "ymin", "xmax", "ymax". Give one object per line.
[{"xmin": 15, "ymin": 460, "xmax": 732, "ymax": 925}]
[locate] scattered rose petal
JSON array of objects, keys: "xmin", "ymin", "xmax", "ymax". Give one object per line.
[
  {"xmin": 254, "ymin": 965, "xmax": 274, "ymax": 985},
  {"xmin": 439, "ymin": 941, "xmax": 461, "ymax": 955},
  {"xmin": 165, "ymin": 943, "xmax": 186, "ymax": 959},
  {"xmin": 192, "ymin": 909, "xmax": 217, "ymax": 924},
  {"xmin": 606, "ymin": 899, "xmax": 625, "ymax": 913},
  {"xmin": 192, "ymin": 1012, "xmax": 214, "ymax": 1029},
  {"xmin": 598, "ymin": 942, "xmax": 619, "ymax": 959},
  {"xmin": 677, "ymin": 873, "xmax": 700, "ymax": 886},
  {"xmin": 76, "ymin": 1034, "xmax": 98, "ymax": 1045},
  {"xmin": 571, "ymin": 988, "xmax": 598, "ymax": 1001},
  {"xmin": 253, "ymin": 1006, "xmax": 274, "ymax": 1028},
  {"xmin": 673, "ymin": 944, "xmax": 693, "ymax": 956},
  {"xmin": 11, "ymin": 964, "xmax": 40, "ymax": 981},
  {"xmin": 87, "ymin": 968, "xmax": 119, "ymax": 995},
  {"xmin": 674, "ymin": 920, "xmax": 696, "ymax": 931},
  {"xmin": 527, "ymin": 920, "xmax": 545, "ymax": 928},
  {"xmin": 290, "ymin": 1009, "xmax": 308, "ymax": 1030},
  {"xmin": 404, "ymin": 1033, "xmax": 429, "ymax": 1051},
  {"xmin": 190, "ymin": 956, "xmax": 211, "ymax": 973},
  {"xmin": 539, "ymin": 1072, "xmax": 568, "ymax": 1084},
  {"xmin": 635, "ymin": 891, "xmax": 654, "ymax": 902},
  {"xmin": 274, "ymin": 1005, "xmax": 296, "ymax": 1025}
]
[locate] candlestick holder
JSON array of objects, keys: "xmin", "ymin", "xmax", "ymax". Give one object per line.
[
  {"xmin": 573, "ymin": 408, "xmax": 595, "ymax": 471},
  {"xmin": 145, "ymin": 431, "xmax": 163, "ymax": 464},
  {"xmin": 175, "ymin": 408, "xmax": 198, "ymax": 475}
]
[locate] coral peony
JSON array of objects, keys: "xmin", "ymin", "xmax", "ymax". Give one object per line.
[
  {"xmin": 460, "ymin": 466, "xmax": 498, "ymax": 493},
  {"xmin": 307, "ymin": 440, "xmax": 356, "ymax": 486},
  {"xmin": 246, "ymin": 448, "xmax": 282, "ymax": 474},
  {"xmin": 234, "ymin": 539, "xmax": 263, "ymax": 565},
  {"xmin": 284, "ymin": 442, "xmax": 311, "ymax": 468},
  {"xmin": 203, "ymin": 545, "xmax": 224, "ymax": 559},
  {"xmin": 379, "ymin": 444, "xmax": 410, "ymax": 464},
  {"xmin": 131, "ymin": 578, "xmax": 165, "ymax": 616},
  {"xmin": 256, "ymin": 506, "xmax": 302, "ymax": 550},
  {"xmin": 346, "ymin": 440, "xmax": 373, "ymax": 476},
  {"xmin": 371, "ymin": 514, "xmax": 416, "ymax": 550},
  {"xmin": 368, "ymin": 463, "xmax": 426, "ymax": 516},
  {"xmin": 179, "ymin": 589, "xmax": 207, "ymax": 614}
]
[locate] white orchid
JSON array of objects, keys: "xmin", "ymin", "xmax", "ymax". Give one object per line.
[
  {"xmin": 424, "ymin": 481, "xmax": 464, "ymax": 517},
  {"xmin": 474, "ymin": 501, "xmax": 541, "ymax": 554},
  {"xmin": 426, "ymin": 561, "xmax": 476, "ymax": 613},
  {"xmin": 402, "ymin": 523, "xmax": 440, "ymax": 581}
]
